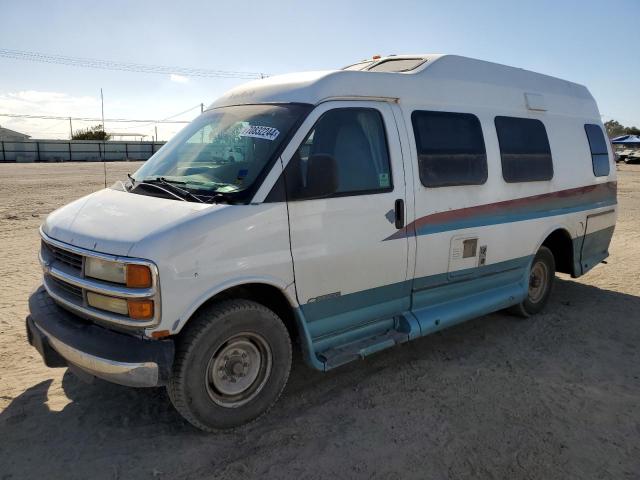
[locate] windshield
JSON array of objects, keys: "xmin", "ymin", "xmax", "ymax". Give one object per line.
[{"xmin": 132, "ymin": 104, "xmax": 310, "ymax": 198}]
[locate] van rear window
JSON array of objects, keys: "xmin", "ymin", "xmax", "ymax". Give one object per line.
[
  {"xmin": 584, "ymin": 124, "xmax": 610, "ymax": 177},
  {"xmin": 411, "ymin": 111, "xmax": 487, "ymax": 188},
  {"xmin": 495, "ymin": 116, "xmax": 553, "ymax": 183}
]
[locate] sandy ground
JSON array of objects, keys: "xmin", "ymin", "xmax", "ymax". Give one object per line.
[{"xmin": 0, "ymin": 161, "xmax": 639, "ymax": 480}]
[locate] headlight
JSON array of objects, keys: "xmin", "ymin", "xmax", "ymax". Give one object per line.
[
  {"xmin": 85, "ymin": 257, "xmax": 125, "ymax": 283},
  {"xmin": 86, "ymin": 292, "xmax": 129, "ymax": 315},
  {"xmin": 87, "ymin": 292, "xmax": 154, "ymax": 319},
  {"xmin": 85, "ymin": 258, "xmax": 152, "ymax": 288}
]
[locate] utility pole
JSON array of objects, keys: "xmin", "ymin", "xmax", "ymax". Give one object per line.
[
  {"xmin": 100, "ymin": 88, "xmax": 105, "ymax": 134},
  {"xmin": 200, "ymin": 103, "xmax": 204, "ymax": 113},
  {"xmin": 69, "ymin": 117, "xmax": 73, "ymax": 140},
  {"xmin": 100, "ymin": 88, "xmax": 106, "ymax": 188},
  {"xmin": 155, "ymin": 125, "xmax": 158, "ymax": 142}
]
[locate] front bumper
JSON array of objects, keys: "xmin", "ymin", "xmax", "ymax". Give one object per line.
[{"xmin": 26, "ymin": 286, "xmax": 174, "ymax": 387}]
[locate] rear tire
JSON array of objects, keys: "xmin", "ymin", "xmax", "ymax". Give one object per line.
[
  {"xmin": 510, "ymin": 246, "xmax": 555, "ymax": 318},
  {"xmin": 168, "ymin": 299, "xmax": 292, "ymax": 432}
]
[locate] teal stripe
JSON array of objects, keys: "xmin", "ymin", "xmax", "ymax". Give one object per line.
[
  {"xmin": 412, "ymin": 255, "xmax": 531, "ymax": 291},
  {"xmin": 412, "ymin": 256, "xmax": 531, "ymax": 311},
  {"xmin": 302, "ymin": 281, "xmax": 411, "ymax": 323},
  {"xmin": 579, "ymin": 225, "xmax": 615, "ymax": 274},
  {"xmin": 303, "ymin": 282, "xmax": 411, "ymax": 341}
]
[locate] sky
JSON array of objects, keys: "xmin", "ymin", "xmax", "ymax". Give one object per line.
[{"xmin": 0, "ymin": 0, "xmax": 638, "ymax": 140}]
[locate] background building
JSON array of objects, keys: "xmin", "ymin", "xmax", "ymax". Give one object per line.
[{"xmin": 0, "ymin": 125, "xmax": 30, "ymax": 141}]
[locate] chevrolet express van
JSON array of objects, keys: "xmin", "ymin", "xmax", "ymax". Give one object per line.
[{"xmin": 26, "ymin": 55, "xmax": 617, "ymax": 431}]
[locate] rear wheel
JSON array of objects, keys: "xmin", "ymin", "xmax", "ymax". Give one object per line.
[
  {"xmin": 168, "ymin": 299, "xmax": 292, "ymax": 431},
  {"xmin": 510, "ymin": 246, "xmax": 555, "ymax": 317}
]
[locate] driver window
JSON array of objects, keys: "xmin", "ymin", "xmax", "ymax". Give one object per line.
[{"xmin": 284, "ymin": 108, "xmax": 393, "ymax": 200}]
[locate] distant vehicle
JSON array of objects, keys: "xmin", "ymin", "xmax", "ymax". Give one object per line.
[
  {"xmin": 628, "ymin": 151, "xmax": 640, "ymax": 164},
  {"xmin": 616, "ymin": 148, "xmax": 639, "ymax": 164},
  {"xmin": 27, "ymin": 54, "xmax": 617, "ymax": 431},
  {"xmin": 611, "ymin": 135, "xmax": 640, "ymax": 164}
]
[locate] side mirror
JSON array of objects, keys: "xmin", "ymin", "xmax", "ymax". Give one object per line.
[{"xmin": 304, "ymin": 154, "xmax": 338, "ymax": 199}]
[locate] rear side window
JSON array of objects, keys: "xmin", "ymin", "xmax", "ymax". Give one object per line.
[
  {"xmin": 584, "ymin": 124, "xmax": 610, "ymax": 177},
  {"xmin": 411, "ymin": 111, "xmax": 487, "ymax": 187},
  {"xmin": 284, "ymin": 108, "xmax": 392, "ymax": 200},
  {"xmin": 495, "ymin": 116, "xmax": 553, "ymax": 182}
]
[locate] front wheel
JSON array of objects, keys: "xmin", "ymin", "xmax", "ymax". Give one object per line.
[
  {"xmin": 510, "ymin": 246, "xmax": 555, "ymax": 317},
  {"xmin": 168, "ymin": 300, "xmax": 292, "ymax": 431}
]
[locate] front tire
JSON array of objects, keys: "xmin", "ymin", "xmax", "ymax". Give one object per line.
[
  {"xmin": 168, "ymin": 300, "xmax": 292, "ymax": 432},
  {"xmin": 510, "ymin": 246, "xmax": 555, "ymax": 317}
]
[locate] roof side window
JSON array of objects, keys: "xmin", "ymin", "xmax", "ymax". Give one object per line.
[
  {"xmin": 284, "ymin": 108, "xmax": 392, "ymax": 200},
  {"xmin": 495, "ymin": 116, "xmax": 553, "ymax": 183},
  {"xmin": 367, "ymin": 58, "xmax": 426, "ymax": 73},
  {"xmin": 342, "ymin": 61, "xmax": 375, "ymax": 71},
  {"xmin": 411, "ymin": 110, "xmax": 488, "ymax": 188},
  {"xmin": 584, "ymin": 124, "xmax": 610, "ymax": 177}
]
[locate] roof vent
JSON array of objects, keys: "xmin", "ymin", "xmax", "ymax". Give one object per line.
[{"xmin": 525, "ymin": 93, "xmax": 547, "ymax": 111}]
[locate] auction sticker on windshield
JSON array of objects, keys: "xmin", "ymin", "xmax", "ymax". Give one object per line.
[{"xmin": 239, "ymin": 125, "xmax": 280, "ymax": 141}]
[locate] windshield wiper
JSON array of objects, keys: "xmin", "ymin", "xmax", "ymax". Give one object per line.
[
  {"xmin": 126, "ymin": 173, "xmax": 136, "ymax": 191},
  {"xmin": 207, "ymin": 192, "xmax": 234, "ymax": 204},
  {"xmin": 141, "ymin": 177, "xmax": 205, "ymax": 203}
]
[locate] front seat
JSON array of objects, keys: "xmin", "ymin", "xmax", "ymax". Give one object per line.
[{"xmin": 332, "ymin": 121, "xmax": 378, "ymax": 192}]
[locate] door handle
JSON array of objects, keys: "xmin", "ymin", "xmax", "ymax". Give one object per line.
[{"xmin": 394, "ymin": 199, "xmax": 404, "ymax": 229}]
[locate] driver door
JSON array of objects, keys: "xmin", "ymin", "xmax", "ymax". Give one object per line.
[{"xmin": 282, "ymin": 101, "xmax": 410, "ymax": 346}]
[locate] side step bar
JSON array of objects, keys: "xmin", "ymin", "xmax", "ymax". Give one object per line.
[{"xmin": 317, "ymin": 328, "xmax": 410, "ymax": 370}]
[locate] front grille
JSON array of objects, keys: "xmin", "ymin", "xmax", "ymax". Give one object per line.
[
  {"xmin": 47, "ymin": 274, "xmax": 83, "ymax": 301},
  {"xmin": 42, "ymin": 240, "xmax": 83, "ymax": 271}
]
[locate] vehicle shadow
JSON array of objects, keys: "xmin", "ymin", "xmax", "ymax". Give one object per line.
[{"xmin": 2, "ymin": 277, "xmax": 639, "ymax": 479}]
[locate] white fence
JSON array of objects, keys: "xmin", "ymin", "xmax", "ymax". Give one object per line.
[{"xmin": 0, "ymin": 140, "xmax": 166, "ymax": 163}]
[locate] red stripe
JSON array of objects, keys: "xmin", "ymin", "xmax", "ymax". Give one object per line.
[{"xmin": 390, "ymin": 181, "xmax": 617, "ymax": 240}]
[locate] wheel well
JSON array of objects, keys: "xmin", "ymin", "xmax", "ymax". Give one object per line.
[
  {"xmin": 541, "ymin": 229, "xmax": 575, "ymax": 275},
  {"xmin": 191, "ymin": 283, "xmax": 298, "ymax": 343}
]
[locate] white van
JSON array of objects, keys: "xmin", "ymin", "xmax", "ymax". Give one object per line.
[{"xmin": 27, "ymin": 54, "xmax": 617, "ymax": 431}]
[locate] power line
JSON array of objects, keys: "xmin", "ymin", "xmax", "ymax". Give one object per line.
[
  {"xmin": 0, "ymin": 112, "xmax": 191, "ymax": 123},
  {"xmin": 0, "ymin": 48, "xmax": 268, "ymax": 79},
  {"xmin": 116, "ymin": 104, "xmax": 202, "ymax": 130},
  {"xmin": 33, "ymin": 118, "xmax": 68, "ymax": 133}
]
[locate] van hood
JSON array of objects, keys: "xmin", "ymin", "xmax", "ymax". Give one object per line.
[{"xmin": 42, "ymin": 188, "xmax": 220, "ymax": 256}]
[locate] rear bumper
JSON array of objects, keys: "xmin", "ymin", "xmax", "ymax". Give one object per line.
[{"xmin": 27, "ymin": 286, "xmax": 174, "ymax": 387}]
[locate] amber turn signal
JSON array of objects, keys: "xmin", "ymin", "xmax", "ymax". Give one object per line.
[
  {"xmin": 127, "ymin": 299, "xmax": 154, "ymax": 320},
  {"xmin": 126, "ymin": 264, "xmax": 152, "ymax": 288},
  {"xmin": 151, "ymin": 330, "xmax": 171, "ymax": 339}
]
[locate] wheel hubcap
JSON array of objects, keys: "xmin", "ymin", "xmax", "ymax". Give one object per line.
[
  {"xmin": 528, "ymin": 261, "xmax": 548, "ymax": 303},
  {"xmin": 205, "ymin": 333, "xmax": 272, "ymax": 407}
]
